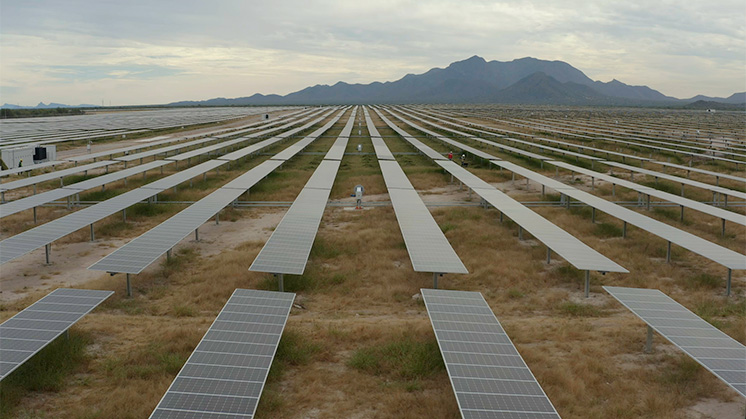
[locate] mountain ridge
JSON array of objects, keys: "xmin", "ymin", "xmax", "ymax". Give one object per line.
[{"xmin": 165, "ymin": 56, "xmax": 744, "ymax": 107}]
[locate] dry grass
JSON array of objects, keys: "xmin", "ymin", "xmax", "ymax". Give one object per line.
[{"xmin": 1, "ymin": 106, "xmax": 744, "ymax": 418}]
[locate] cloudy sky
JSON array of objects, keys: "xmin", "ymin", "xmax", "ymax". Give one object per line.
[{"xmin": 1, "ymin": 0, "xmax": 744, "ymax": 106}]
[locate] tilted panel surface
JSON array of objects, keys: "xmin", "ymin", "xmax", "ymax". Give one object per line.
[
  {"xmin": 604, "ymin": 286, "xmax": 746, "ymax": 397},
  {"xmin": 149, "ymin": 289, "xmax": 294, "ymax": 419},
  {"xmin": 249, "ymin": 189, "xmax": 332, "ymax": 275},
  {"xmin": 421, "ymin": 288, "xmax": 561, "ymax": 418},
  {"xmin": 389, "ymin": 188, "xmax": 467, "ymax": 274},
  {"xmin": 0, "ymin": 288, "xmax": 113, "ymax": 380},
  {"xmin": 88, "ymin": 188, "xmax": 243, "ymax": 274}
]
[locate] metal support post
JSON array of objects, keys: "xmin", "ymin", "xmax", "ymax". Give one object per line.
[
  {"xmin": 666, "ymin": 241, "xmax": 672, "ymax": 263},
  {"xmin": 518, "ymin": 226, "xmax": 523, "ymax": 240},
  {"xmin": 45, "ymin": 244, "xmax": 51, "ymax": 265},
  {"xmin": 612, "ymin": 184, "xmax": 615, "ymax": 197},
  {"xmin": 541, "ymin": 185, "xmax": 545, "ymax": 197},
  {"xmin": 167, "ymin": 249, "xmax": 172, "ymax": 261},
  {"xmin": 591, "ymin": 177, "xmax": 595, "ymax": 190},
  {"xmin": 126, "ymin": 274, "xmax": 132, "ymax": 297},
  {"xmin": 499, "ymin": 211, "xmax": 503, "ymax": 223},
  {"xmin": 278, "ymin": 273, "xmax": 284, "ymax": 292},
  {"xmin": 546, "ymin": 247, "xmax": 551, "ymax": 264},
  {"xmin": 90, "ymin": 224, "xmax": 95, "ymax": 241},
  {"xmin": 680, "ymin": 206, "xmax": 684, "ymax": 222},
  {"xmin": 726, "ymin": 269, "xmax": 732, "ymax": 297},
  {"xmin": 433, "ymin": 272, "xmax": 439, "ymax": 289},
  {"xmin": 216, "ymin": 211, "xmax": 220, "ymax": 225},
  {"xmin": 591, "ymin": 207, "xmax": 596, "ymax": 223},
  {"xmin": 721, "ymin": 219, "xmax": 726, "ymax": 237},
  {"xmin": 195, "ymin": 228, "xmax": 199, "ymax": 241},
  {"xmin": 646, "ymin": 194, "xmax": 651, "ymax": 211},
  {"xmin": 644, "ymin": 325, "xmax": 653, "ymax": 353},
  {"xmin": 122, "ymin": 209, "xmax": 127, "ymax": 222},
  {"xmin": 584, "ymin": 270, "xmax": 590, "ymax": 298}
]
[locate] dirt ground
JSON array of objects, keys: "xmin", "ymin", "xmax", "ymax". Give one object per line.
[{"xmin": 1, "ymin": 106, "xmax": 744, "ymax": 419}]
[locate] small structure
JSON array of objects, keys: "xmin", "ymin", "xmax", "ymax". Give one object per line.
[
  {"xmin": 354, "ymin": 184, "xmax": 364, "ymax": 209},
  {"xmin": 1, "ymin": 145, "xmax": 56, "ymax": 170}
]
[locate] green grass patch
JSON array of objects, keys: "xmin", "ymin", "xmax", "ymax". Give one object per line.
[
  {"xmin": 555, "ymin": 265, "xmax": 583, "ymax": 281},
  {"xmin": 684, "ymin": 273, "xmax": 721, "ymax": 290},
  {"xmin": 348, "ymin": 335, "xmax": 445, "ymax": 389},
  {"xmin": 102, "ymin": 341, "xmax": 186, "ymax": 382},
  {"xmin": 594, "ymin": 222, "xmax": 623, "ymax": 238},
  {"xmin": 79, "ymin": 188, "xmax": 121, "ymax": 201},
  {"xmin": 97, "ymin": 221, "xmax": 133, "ymax": 237},
  {"xmin": 507, "ymin": 288, "xmax": 525, "ymax": 299},
  {"xmin": 440, "ymin": 222, "xmax": 457, "ymax": 233},
  {"xmin": 127, "ymin": 202, "xmax": 172, "ymax": 218},
  {"xmin": 172, "ymin": 304, "xmax": 196, "ymax": 317},
  {"xmin": 160, "ymin": 247, "xmax": 197, "ymax": 278},
  {"xmin": 0, "ymin": 330, "xmax": 91, "ymax": 416}
]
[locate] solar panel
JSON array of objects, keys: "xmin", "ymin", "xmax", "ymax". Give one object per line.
[
  {"xmin": 549, "ymin": 161, "xmax": 746, "ymax": 227},
  {"xmin": 149, "ymin": 288, "xmax": 294, "ymax": 419},
  {"xmin": 379, "ymin": 160, "xmax": 415, "ymax": 190},
  {"xmin": 0, "ymin": 288, "xmax": 113, "ymax": 380},
  {"xmin": 437, "ymin": 162, "xmax": 626, "ymax": 274},
  {"xmin": 0, "ymin": 188, "xmax": 81, "ymax": 218},
  {"xmin": 63, "ymin": 160, "xmax": 172, "ymax": 190},
  {"xmin": 250, "ymin": 188, "xmax": 332, "ymax": 275},
  {"xmin": 90, "ymin": 110, "xmax": 341, "ymax": 275},
  {"xmin": 376, "ymin": 109, "xmax": 625, "ymax": 274},
  {"xmin": 421, "ymin": 288, "xmax": 561, "ymax": 418},
  {"xmin": 364, "ymin": 108, "xmax": 396, "ymax": 160},
  {"xmin": 604, "ymin": 286, "xmax": 746, "ymax": 398},
  {"xmin": 0, "ymin": 160, "xmax": 115, "ymax": 193},
  {"xmin": 0, "ymin": 188, "xmax": 160, "ymax": 264},
  {"xmin": 250, "ymin": 110, "xmax": 353, "ymax": 275},
  {"xmin": 116, "ymin": 137, "xmax": 220, "ymax": 163},
  {"xmin": 386, "ymin": 108, "xmax": 547, "ymax": 161},
  {"xmin": 602, "ymin": 160, "xmax": 746, "ymax": 201},
  {"xmin": 88, "ymin": 188, "xmax": 244, "ymax": 274},
  {"xmin": 142, "ymin": 160, "xmax": 228, "ymax": 190},
  {"xmin": 389, "ymin": 188, "xmax": 467, "ymax": 274},
  {"xmin": 492, "ymin": 160, "xmax": 746, "ymax": 271},
  {"xmin": 0, "ymin": 161, "xmax": 64, "ymax": 178},
  {"xmin": 303, "ymin": 160, "xmax": 341, "ymax": 190}
]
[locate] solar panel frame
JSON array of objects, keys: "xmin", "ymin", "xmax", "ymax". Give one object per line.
[
  {"xmin": 492, "ymin": 159, "xmax": 746, "ymax": 270},
  {"xmin": 550, "ymin": 161, "xmax": 746, "ymax": 226},
  {"xmin": 421, "ymin": 288, "xmax": 561, "ymax": 419},
  {"xmin": 149, "ymin": 289, "xmax": 294, "ymax": 419},
  {"xmin": 604, "ymin": 286, "xmax": 746, "ymax": 398},
  {"xmin": 0, "ymin": 288, "xmax": 113, "ymax": 380},
  {"xmin": 0, "ymin": 160, "xmax": 116, "ymax": 192},
  {"xmin": 88, "ymin": 187, "xmax": 244, "ymax": 274},
  {"xmin": 249, "ymin": 189, "xmax": 332, "ymax": 275}
]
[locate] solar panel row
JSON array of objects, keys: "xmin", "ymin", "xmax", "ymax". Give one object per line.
[
  {"xmin": 421, "ymin": 288, "xmax": 561, "ymax": 419},
  {"xmin": 604, "ymin": 286, "xmax": 746, "ymax": 398},
  {"xmin": 89, "ymin": 108, "xmax": 343, "ymax": 275},
  {"xmin": 0, "ymin": 288, "xmax": 113, "ymax": 380},
  {"xmin": 149, "ymin": 289, "xmax": 295, "ymax": 419}
]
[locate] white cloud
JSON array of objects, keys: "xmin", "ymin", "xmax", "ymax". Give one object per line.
[{"xmin": 1, "ymin": 0, "xmax": 744, "ymax": 105}]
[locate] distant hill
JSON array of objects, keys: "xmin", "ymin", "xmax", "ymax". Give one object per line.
[
  {"xmin": 682, "ymin": 100, "xmax": 746, "ymax": 111},
  {"xmin": 1, "ymin": 102, "xmax": 97, "ymax": 109}
]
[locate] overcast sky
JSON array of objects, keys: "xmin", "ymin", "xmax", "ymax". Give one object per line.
[{"xmin": 1, "ymin": 0, "xmax": 744, "ymax": 106}]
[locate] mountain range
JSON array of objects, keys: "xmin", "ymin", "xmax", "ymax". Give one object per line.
[
  {"xmin": 1, "ymin": 102, "xmax": 97, "ymax": 110},
  {"xmin": 167, "ymin": 56, "xmax": 745, "ymax": 107},
  {"xmin": 4, "ymin": 56, "xmax": 744, "ymax": 108}
]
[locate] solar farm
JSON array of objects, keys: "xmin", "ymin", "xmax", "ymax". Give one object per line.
[{"xmin": 0, "ymin": 105, "xmax": 744, "ymax": 418}]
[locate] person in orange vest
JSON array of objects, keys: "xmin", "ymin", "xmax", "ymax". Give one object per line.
[{"xmin": 448, "ymin": 151, "xmax": 453, "ymax": 160}]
